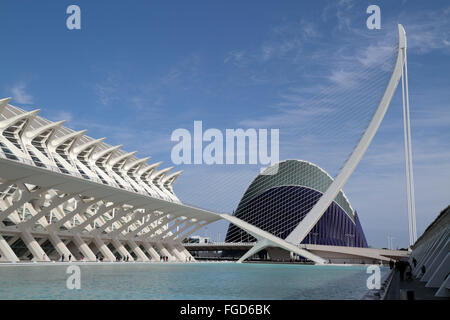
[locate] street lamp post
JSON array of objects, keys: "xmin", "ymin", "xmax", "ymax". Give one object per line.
[{"xmin": 387, "ymin": 236, "xmax": 395, "ymax": 250}]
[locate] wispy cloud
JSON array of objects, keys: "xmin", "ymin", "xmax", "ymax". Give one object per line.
[
  {"xmin": 224, "ymin": 50, "xmax": 246, "ymax": 65},
  {"xmin": 224, "ymin": 18, "xmax": 321, "ymax": 68},
  {"xmin": 403, "ymin": 8, "xmax": 450, "ymax": 54},
  {"xmin": 93, "ymin": 53, "xmax": 202, "ymax": 111},
  {"xmin": 327, "ymin": 69, "xmax": 358, "ymax": 88},
  {"xmin": 10, "ymin": 82, "xmax": 33, "ymax": 104},
  {"xmin": 94, "ymin": 73, "xmax": 120, "ymax": 106}
]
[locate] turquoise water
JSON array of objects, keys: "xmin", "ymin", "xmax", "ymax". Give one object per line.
[{"xmin": 0, "ymin": 263, "xmax": 386, "ymax": 299}]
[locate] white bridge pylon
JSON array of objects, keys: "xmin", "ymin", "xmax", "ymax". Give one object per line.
[
  {"xmin": 284, "ymin": 25, "xmax": 408, "ymax": 246},
  {"xmin": 0, "ymin": 26, "xmax": 413, "ymax": 265},
  {"xmin": 220, "ymin": 214, "xmax": 326, "ymax": 264},
  {"xmin": 225, "ymin": 25, "xmax": 409, "ymax": 263}
]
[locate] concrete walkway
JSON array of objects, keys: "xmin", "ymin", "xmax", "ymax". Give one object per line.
[{"xmin": 385, "ymin": 269, "xmax": 448, "ymax": 300}]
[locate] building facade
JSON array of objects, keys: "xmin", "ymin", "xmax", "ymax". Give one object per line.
[
  {"xmin": 225, "ymin": 160, "xmax": 368, "ymax": 252},
  {"xmin": 0, "ymin": 97, "xmax": 222, "ymax": 263}
]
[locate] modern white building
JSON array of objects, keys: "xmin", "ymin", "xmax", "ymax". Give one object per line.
[
  {"xmin": 0, "ymin": 97, "xmax": 224, "ymax": 263},
  {"xmin": 0, "ymin": 97, "xmax": 340, "ymax": 265}
]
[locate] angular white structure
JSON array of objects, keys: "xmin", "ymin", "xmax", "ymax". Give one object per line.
[
  {"xmin": 408, "ymin": 206, "xmax": 449, "ymax": 298},
  {"xmin": 0, "ymin": 97, "xmax": 330, "ymax": 264},
  {"xmin": 0, "ymin": 98, "xmax": 219, "ymax": 262},
  {"xmin": 0, "ymin": 97, "xmax": 325, "ymax": 264},
  {"xmin": 0, "ymin": 25, "xmax": 412, "ymax": 265},
  {"xmin": 230, "ymin": 25, "xmax": 410, "ymax": 262},
  {"xmin": 285, "ymin": 25, "xmax": 408, "ymax": 246}
]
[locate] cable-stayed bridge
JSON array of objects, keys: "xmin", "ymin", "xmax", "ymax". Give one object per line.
[{"xmin": 0, "ymin": 25, "xmax": 416, "ymax": 265}]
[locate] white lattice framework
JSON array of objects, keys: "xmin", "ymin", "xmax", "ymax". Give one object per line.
[{"xmin": 0, "ymin": 99, "xmax": 217, "ymax": 262}]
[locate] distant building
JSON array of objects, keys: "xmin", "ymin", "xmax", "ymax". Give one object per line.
[
  {"xmin": 183, "ymin": 235, "xmax": 210, "ymax": 244},
  {"xmin": 225, "ymin": 160, "xmax": 368, "ymax": 253}
]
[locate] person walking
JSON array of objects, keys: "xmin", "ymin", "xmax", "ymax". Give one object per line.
[
  {"xmin": 61, "ymin": 254, "xmax": 65, "ymax": 262},
  {"xmin": 405, "ymin": 263, "xmax": 412, "ymax": 280},
  {"xmin": 68, "ymin": 254, "xmax": 72, "ymax": 262}
]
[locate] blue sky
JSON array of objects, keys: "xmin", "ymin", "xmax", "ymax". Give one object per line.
[{"xmin": 1, "ymin": 0, "xmax": 449, "ymax": 248}]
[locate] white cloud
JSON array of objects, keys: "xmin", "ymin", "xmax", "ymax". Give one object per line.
[
  {"xmin": 327, "ymin": 69, "xmax": 357, "ymax": 88},
  {"xmin": 10, "ymin": 82, "xmax": 33, "ymax": 104},
  {"xmin": 358, "ymin": 45, "xmax": 396, "ymax": 68}
]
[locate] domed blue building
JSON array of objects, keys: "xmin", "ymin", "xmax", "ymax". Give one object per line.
[{"xmin": 225, "ymin": 160, "xmax": 368, "ymax": 248}]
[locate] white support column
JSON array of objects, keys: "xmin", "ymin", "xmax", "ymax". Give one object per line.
[
  {"xmin": 0, "ymin": 235, "xmax": 20, "ymax": 262},
  {"xmin": 403, "ymin": 50, "xmax": 417, "ymax": 244},
  {"xmin": 127, "ymin": 239, "xmax": 149, "ymax": 262},
  {"xmin": 93, "ymin": 235, "xmax": 117, "ymax": 262},
  {"xmin": 72, "ymin": 233, "xmax": 97, "ymax": 262},
  {"xmin": 238, "ymin": 239, "xmax": 270, "ymax": 263},
  {"xmin": 20, "ymin": 228, "xmax": 48, "ymax": 262},
  {"xmin": 176, "ymin": 243, "xmax": 195, "ymax": 262},
  {"xmin": 165, "ymin": 242, "xmax": 184, "ymax": 261},
  {"xmin": 154, "ymin": 242, "xmax": 174, "ymax": 261},
  {"xmin": 106, "ymin": 214, "xmax": 140, "ymax": 261},
  {"xmin": 221, "ymin": 214, "xmax": 326, "ymax": 264},
  {"xmin": 141, "ymin": 241, "xmax": 160, "ymax": 261},
  {"xmin": 173, "ymin": 244, "xmax": 188, "ymax": 261},
  {"xmin": 47, "ymin": 230, "xmax": 76, "ymax": 261},
  {"xmin": 110, "ymin": 237, "xmax": 134, "ymax": 261}
]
